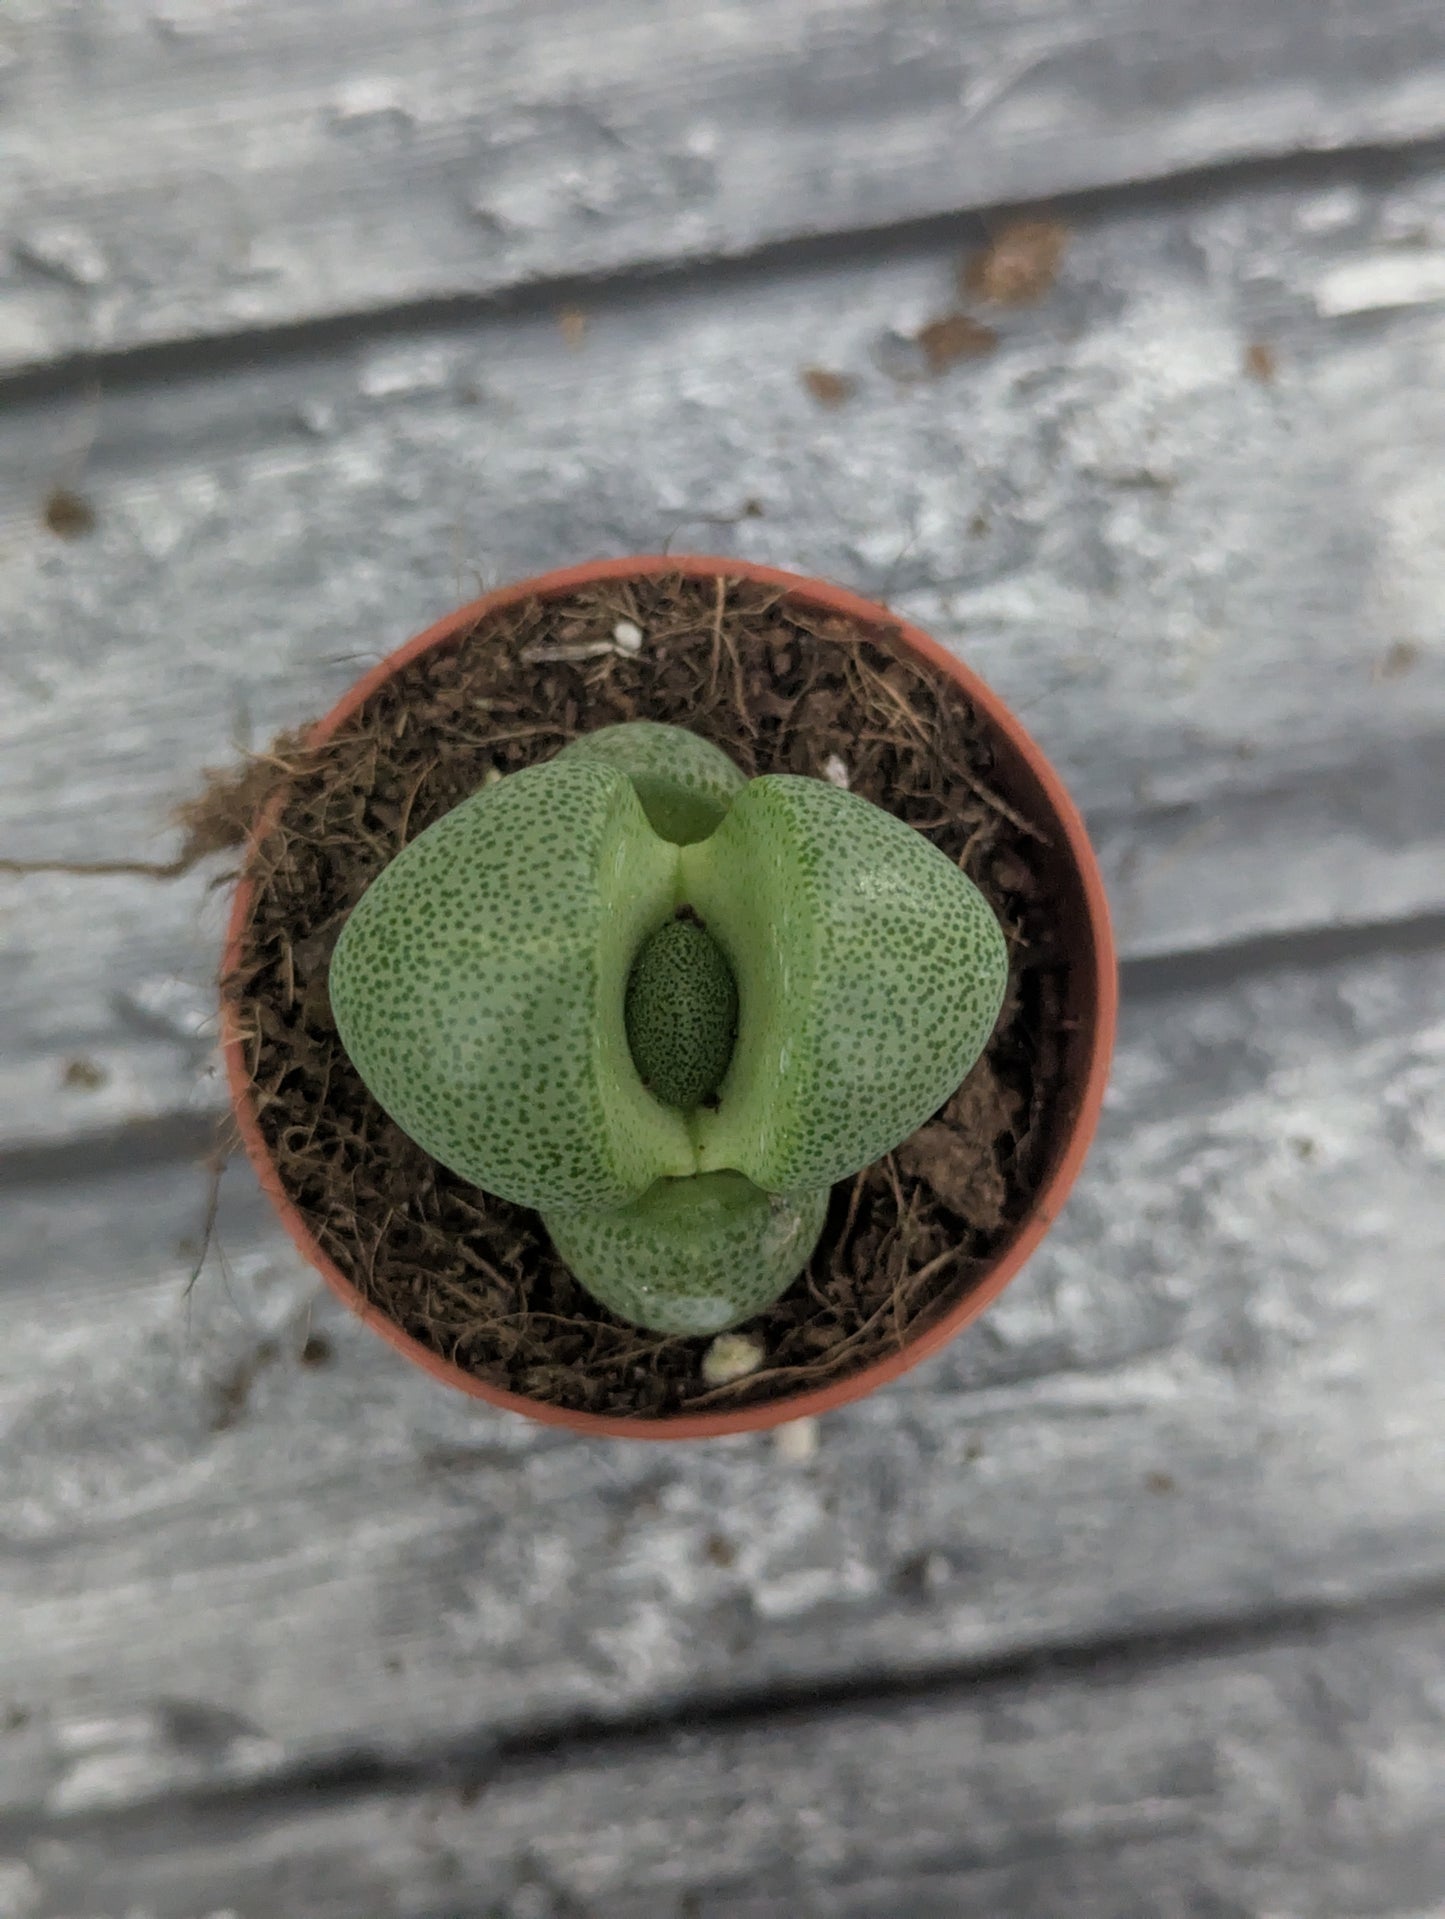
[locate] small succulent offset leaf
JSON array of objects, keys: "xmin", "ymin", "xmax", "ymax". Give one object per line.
[
  {"xmin": 329, "ymin": 758, "xmax": 695, "ymax": 1211},
  {"xmin": 684, "ymin": 775, "xmax": 1008, "ymax": 1191},
  {"xmin": 543, "ymin": 1173, "xmax": 829, "ymax": 1335},
  {"xmin": 556, "ymin": 721, "xmax": 746, "ymax": 844},
  {"xmin": 624, "ymin": 915, "xmax": 739, "ymax": 1109}
]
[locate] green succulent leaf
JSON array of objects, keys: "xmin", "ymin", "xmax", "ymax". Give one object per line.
[
  {"xmin": 556, "ymin": 721, "xmax": 746, "ymax": 844},
  {"xmin": 625, "ymin": 913, "xmax": 738, "ymax": 1109},
  {"xmin": 682, "ymin": 775, "xmax": 1009, "ymax": 1191},
  {"xmin": 328, "ymin": 756, "xmax": 694, "ymax": 1211},
  {"xmin": 543, "ymin": 1172, "xmax": 829, "ymax": 1335}
]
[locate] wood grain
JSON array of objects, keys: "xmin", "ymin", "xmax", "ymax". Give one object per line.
[
  {"xmin": 7, "ymin": 6, "xmax": 1445, "ymax": 1904},
  {"xmin": 6, "ymin": 1611, "xmax": 1441, "ymax": 1916},
  {"xmin": 3, "ymin": 165, "xmax": 1443, "ymax": 1154},
  {"xmin": 4, "ymin": 0, "xmax": 1445, "ymax": 373},
  {"xmin": 2, "ymin": 940, "xmax": 1441, "ymax": 1823}
]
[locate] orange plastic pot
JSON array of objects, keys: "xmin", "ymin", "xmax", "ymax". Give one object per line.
[{"xmin": 222, "ymin": 556, "xmax": 1116, "ymax": 1438}]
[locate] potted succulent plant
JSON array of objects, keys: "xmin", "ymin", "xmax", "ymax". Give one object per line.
[{"xmin": 223, "ymin": 556, "xmax": 1115, "ymax": 1436}]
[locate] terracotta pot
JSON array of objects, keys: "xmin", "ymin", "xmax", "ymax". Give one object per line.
[{"xmin": 222, "ymin": 556, "xmax": 1117, "ymax": 1438}]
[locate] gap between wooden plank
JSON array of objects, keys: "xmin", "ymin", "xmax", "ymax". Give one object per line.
[
  {"xmin": 7, "ymin": 1572, "xmax": 1440, "ymax": 1840},
  {"xmin": 5, "ymin": 130, "xmax": 1445, "ymax": 413},
  {"xmin": 6, "ymin": 0, "xmax": 1445, "ymax": 379},
  {"xmin": 6, "ymin": 1610, "xmax": 1442, "ymax": 1918},
  {"xmin": 4, "ymin": 152, "xmax": 1442, "ymax": 1170},
  {"xmin": 2, "ymin": 943, "xmax": 1441, "ymax": 1826}
]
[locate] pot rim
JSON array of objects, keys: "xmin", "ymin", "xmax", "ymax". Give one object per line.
[{"xmin": 221, "ymin": 554, "xmax": 1117, "ymax": 1438}]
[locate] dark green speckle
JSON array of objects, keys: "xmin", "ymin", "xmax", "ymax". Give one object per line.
[{"xmin": 625, "ymin": 914, "xmax": 738, "ymax": 1110}]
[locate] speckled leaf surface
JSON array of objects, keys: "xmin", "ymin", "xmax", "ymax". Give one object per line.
[
  {"xmin": 690, "ymin": 777, "xmax": 1008, "ymax": 1190},
  {"xmin": 543, "ymin": 1173, "xmax": 830, "ymax": 1335},
  {"xmin": 329, "ymin": 756, "xmax": 691, "ymax": 1209},
  {"xmin": 558, "ymin": 721, "xmax": 747, "ymax": 845}
]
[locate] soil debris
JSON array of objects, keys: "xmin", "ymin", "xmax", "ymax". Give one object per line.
[
  {"xmin": 961, "ymin": 218, "xmax": 1069, "ymax": 306},
  {"xmin": 1373, "ymin": 639, "xmax": 1420, "ymax": 682},
  {"xmin": 915, "ymin": 311, "xmax": 998, "ymax": 375},
  {"xmin": 800, "ymin": 367, "xmax": 856, "ymax": 408},
  {"xmin": 209, "ymin": 1339, "xmax": 280, "ymax": 1432},
  {"xmin": 43, "ymin": 487, "xmax": 96, "ymax": 539},
  {"xmin": 62, "ymin": 1056, "xmax": 108, "ymax": 1090},
  {"xmin": 171, "ymin": 731, "xmax": 312, "ymax": 867}
]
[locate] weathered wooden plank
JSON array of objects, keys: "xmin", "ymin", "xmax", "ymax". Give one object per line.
[
  {"xmin": 6, "ymin": 1610, "xmax": 1442, "ymax": 1918},
  {"xmin": 2, "ymin": 941, "xmax": 1441, "ymax": 1822},
  {"xmin": 3, "ymin": 165, "xmax": 1443, "ymax": 1150},
  {"xmin": 5, "ymin": 0, "xmax": 1445, "ymax": 373}
]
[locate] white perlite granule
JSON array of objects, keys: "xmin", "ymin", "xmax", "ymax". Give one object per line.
[{"xmin": 701, "ymin": 1333, "xmax": 766, "ymax": 1386}]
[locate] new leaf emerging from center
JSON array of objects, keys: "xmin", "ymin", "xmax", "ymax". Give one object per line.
[{"xmin": 624, "ymin": 913, "xmax": 738, "ymax": 1110}]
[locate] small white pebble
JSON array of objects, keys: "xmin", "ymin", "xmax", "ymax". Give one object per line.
[
  {"xmin": 822, "ymin": 754, "xmax": 851, "ymax": 789},
  {"xmin": 611, "ymin": 619, "xmax": 644, "ymax": 654},
  {"xmin": 482, "ymin": 765, "xmax": 504, "ymax": 786},
  {"xmin": 701, "ymin": 1333, "xmax": 765, "ymax": 1387},
  {"xmin": 773, "ymin": 1415, "xmax": 820, "ymax": 1464}
]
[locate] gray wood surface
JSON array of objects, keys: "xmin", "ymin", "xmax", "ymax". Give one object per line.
[
  {"xmin": 8, "ymin": 1610, "xmax": 1443, "ymax": 1917},
  {"xmin": 5, "ymin": 0, "xmax": 1445, "ymax": 374},
  {"xmin": 3, "ymin": 161, "xmax": 1443, "ymax": 1159},
  {"xmin": 4, "ymin": 942, "xmax": 1441, "ymax": 1825},
  {"xmin": 5, "ymin": 2, "xmax": 1445, "ymax": 1910}
]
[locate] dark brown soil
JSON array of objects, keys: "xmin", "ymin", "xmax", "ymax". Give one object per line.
[{"xmin": 223, "ymin": 574, "xmax": 1069, "ymax": 1418}]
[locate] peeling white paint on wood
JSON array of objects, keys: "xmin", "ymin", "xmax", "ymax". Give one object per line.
[
  {"xmin": 5, "ymin": 0, "xmax": 1445, "ymax": 371},
  {"xmin": 9, "ymin": 1613, "xmax": 1443, "ymax": 1917},
  {"xmin": 6, "ymin": 3, "xmax": 1445, "ymax": 1903},
  {"xmin": 3, "ymin": 168, "xmax": 1443, "ymax": 1152}
]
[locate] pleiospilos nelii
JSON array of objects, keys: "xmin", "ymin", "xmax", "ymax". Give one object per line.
[{"xmin": 329, "ymin": 719, "xmax": 1007, "ymax": 1335}]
